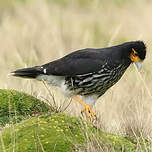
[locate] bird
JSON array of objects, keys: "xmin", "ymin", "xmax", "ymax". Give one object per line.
[{"xmin": 10, "ymin": 41, "xmax": 146, "ymax": 121}]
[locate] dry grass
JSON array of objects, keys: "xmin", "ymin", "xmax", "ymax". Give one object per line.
[{"xmin": 1, "ymin": 0, "xmax": 152, "ymax": 139}]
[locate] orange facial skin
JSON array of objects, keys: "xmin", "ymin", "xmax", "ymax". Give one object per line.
[{"xmin": 130, "ymin": 48, "xmax": 143, "ymax": 63}]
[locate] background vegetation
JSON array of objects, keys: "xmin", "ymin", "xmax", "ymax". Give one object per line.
[
  {"xmin": 0, "ymin": 0, "xmax": 152, "ymax": 151},
  {"xmin": 0, "ymin": 89, "xmax": 50, "ymax": 126}
]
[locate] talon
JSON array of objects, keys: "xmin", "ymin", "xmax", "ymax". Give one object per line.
[
  {"xmin": 72, "ymin": 96, "xmax": 96, "ymax": 121},
  {"xmin": 81, "ymin": 105, "xmax": 96, "ymax": 121}
]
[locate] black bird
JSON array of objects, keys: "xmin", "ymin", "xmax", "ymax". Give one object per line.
[{"xmin": 10, "ymin": 41, "xmax": 146, "ymax": 120}]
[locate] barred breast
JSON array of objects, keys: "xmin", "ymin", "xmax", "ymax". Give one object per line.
[{"xmin": 65, "ymin": 63, "xmax": 129, "ymax": 97}]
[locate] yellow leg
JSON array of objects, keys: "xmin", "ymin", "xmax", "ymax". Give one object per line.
[{"xmin": 72, "ymin": 96, "xmax": 96, "ymax": 121}]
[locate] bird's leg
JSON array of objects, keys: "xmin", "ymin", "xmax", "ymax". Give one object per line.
[{"xmin": 72, "ymin": 96, "xmax": 96, "ymax": 121}]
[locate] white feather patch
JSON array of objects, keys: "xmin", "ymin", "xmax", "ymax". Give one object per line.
[
  {"xmin": 82, "ymin": 95, "xmax": 98, "ymax": 107},
  {"xmin": 43, "ymin": 69, "xmax": 47, "ymax": 74}
]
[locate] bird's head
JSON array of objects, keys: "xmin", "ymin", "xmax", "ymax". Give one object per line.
[{"xmin": 128, "ymin": 41, "xmax": 146, "ymax": 69}]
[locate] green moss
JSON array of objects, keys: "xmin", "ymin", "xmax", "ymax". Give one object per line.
[
  {"xmin": 99, "ymin": 132, "xmax": 136, "ymax": 151},
  {"xmin": 0, "ymin": 114, "xmax": 85, "ymax": 152},
  {"xmin": 0, "ymin": 113, "xmax": 151, "ymax": 152},
  {"xmin": 0, "ymin": 90, "xmax": 150, "ymax": 151},
  {"xmin": 0, "ymin": 89, "xmax": 50, "ymax": 126}
]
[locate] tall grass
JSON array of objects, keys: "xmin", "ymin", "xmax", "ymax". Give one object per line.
[{"xmin": 1, "ymin": 0, "xmax": 152, "ymax": 138}]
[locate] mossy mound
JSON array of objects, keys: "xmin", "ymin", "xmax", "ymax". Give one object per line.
[
  {"xmin": 0, "ymin": 114, "xmax": 85, "ymax": 152},
  {"xmin": 0, "ymin": 113, "xmax": 150, "ymax": 152},
  {"xmin": 0, "ymin": 90, "xmax": 151, "ymax": 151},
  {"xmin": 0, "ymin": 89, "xmax": 50, "ymax": 126}
]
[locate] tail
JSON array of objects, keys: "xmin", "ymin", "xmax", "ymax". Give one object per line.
[{"xmin": 10, "ymin": 66, "xmax": 44, "ymax": 79}]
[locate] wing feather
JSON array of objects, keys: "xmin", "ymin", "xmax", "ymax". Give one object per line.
[{"xmin": 42, "ymin": 48, "xmax": 108, "ymax": 76}]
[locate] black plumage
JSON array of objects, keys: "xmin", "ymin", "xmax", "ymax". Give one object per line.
[
  {"xmin": 65, "ymin": 62, "xmax": 129, "ymax": 96},
  {"xmin": 10, "ymin": 41, "xmax": 146, "ymax": 120}
]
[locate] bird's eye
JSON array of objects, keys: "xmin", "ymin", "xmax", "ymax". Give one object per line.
[{"xmin": 134, "ymin": 53, "xmax": 138, "ymax": 56}]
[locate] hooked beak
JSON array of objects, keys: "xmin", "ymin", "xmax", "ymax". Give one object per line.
[{"xmin": 135, "ymin": 62, "xmax": 142, "ymax": 70}]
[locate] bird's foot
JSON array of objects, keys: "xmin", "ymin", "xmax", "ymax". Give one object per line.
[
  {"xmin": 81, "ymin": 105, "xmax": 96, "ymax": 121},
  {"xmin": 72, "ymin": 96, "xmax": 96, "ymax": 121}
]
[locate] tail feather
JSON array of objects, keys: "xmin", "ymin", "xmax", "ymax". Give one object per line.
[{"xmin": 10, "ymin": 66, "xmax": 44, "ymax": 79}]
